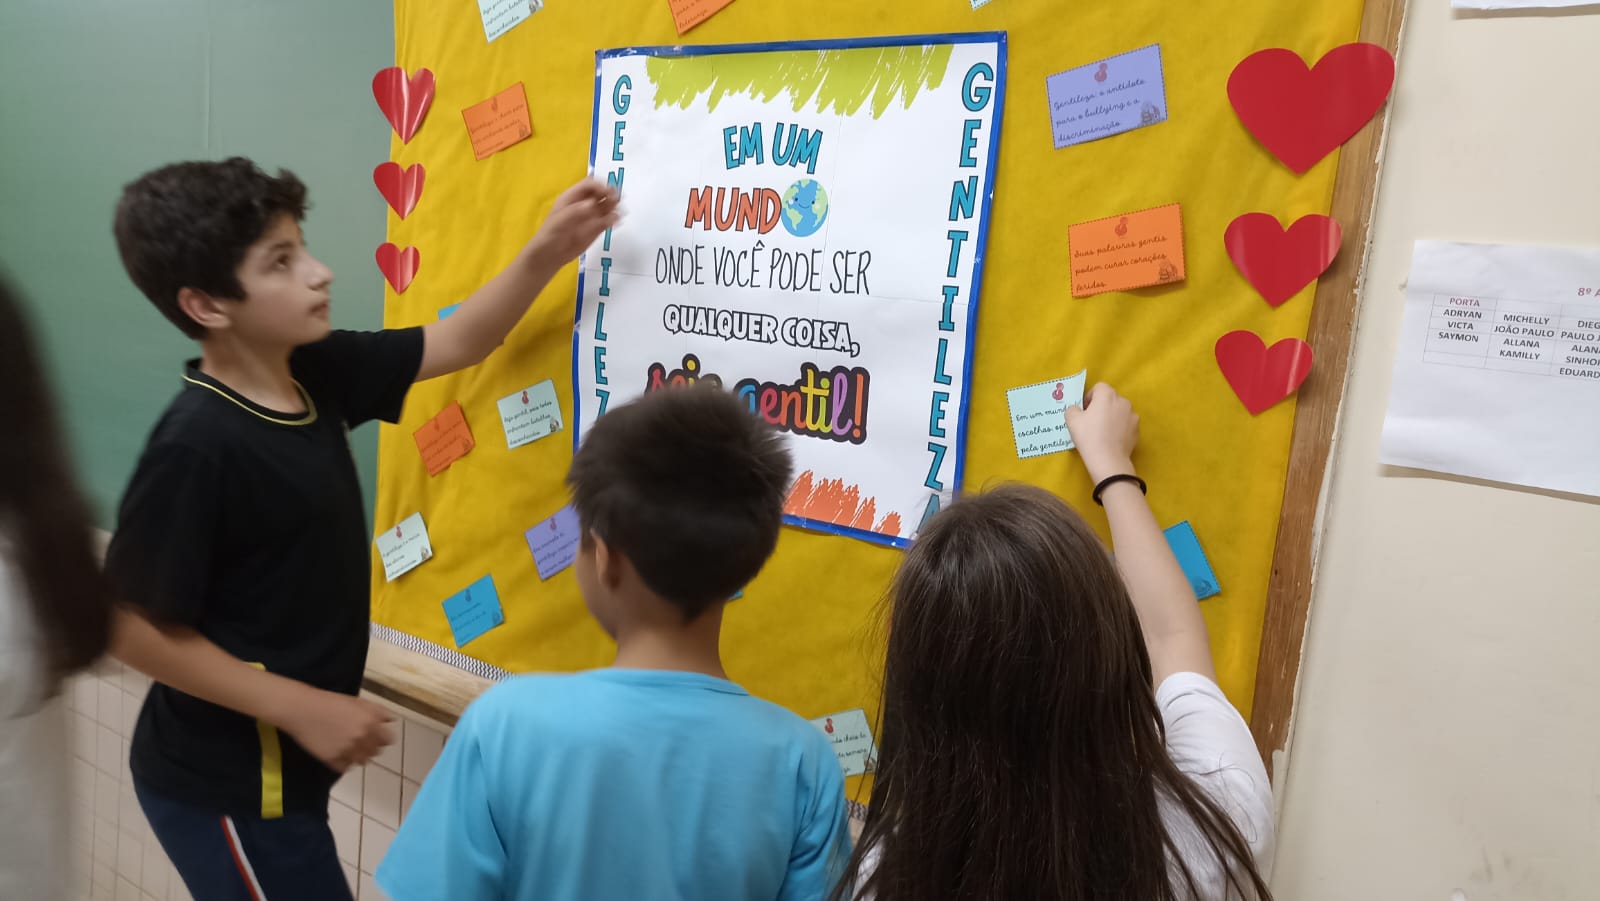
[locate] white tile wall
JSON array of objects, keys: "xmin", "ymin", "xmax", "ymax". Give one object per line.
[{"xmin": 62, "ymin": 658, "xmax": 452, "ymax": 901}]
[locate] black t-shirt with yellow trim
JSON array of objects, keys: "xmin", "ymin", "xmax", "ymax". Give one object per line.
[{"xmin": 106, "ymin": 328, "xmax": 424, "ymax": 818}]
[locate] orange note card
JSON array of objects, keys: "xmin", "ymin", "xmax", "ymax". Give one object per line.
[
  {"xmin": 414, "ymin": 402, "xmax": 476, "ymax": 476},
  {"xmin": 461, "ymin": 83, "xmax": 532, "ymax": 161},
  {"xmin": 668, "ymin": 0, "xmax": 735, "ymax": 34},
  {"xmin": 1067, "ymin": 203, "xmax": 1186, "ymax": 297}
]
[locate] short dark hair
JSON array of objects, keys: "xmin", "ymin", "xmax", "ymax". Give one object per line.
[
  {"xmin": 112, "ymin": 157, "xmax": 308, "ymax": 338},
  {"xmin": 567, "ymin": 384, "xmax": 794, "ymax": 620}
]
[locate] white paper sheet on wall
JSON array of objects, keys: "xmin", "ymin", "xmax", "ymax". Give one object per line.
[
  {"xmin": 1452, "ymin": 0, "xmax": 1600, "ymax": 9},
  {"xmin": 1379, "ymin": 241, "xmax": 1600, "ymax": 497}
]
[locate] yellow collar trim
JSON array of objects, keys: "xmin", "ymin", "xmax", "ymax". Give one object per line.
[{"xmin": 182, "ymin": 373, "xmax": 318, "ymax": 426}]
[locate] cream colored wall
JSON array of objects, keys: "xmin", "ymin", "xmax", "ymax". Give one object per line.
[{"xmin": 1273, "ymin": 3, "xmax": 1600, "ymax": 899}]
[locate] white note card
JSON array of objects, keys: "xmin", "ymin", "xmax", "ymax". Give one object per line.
[
  {"xmin": 810, "ymin": 708, "xmax": 877, "ymax": 777},
  {"xmin": 497, "ymin": 379, "xmax": 562, "ymax": 450},
  {"xmin": 375, "ymin": 512, "xmax": 434, "ymax": 581}
]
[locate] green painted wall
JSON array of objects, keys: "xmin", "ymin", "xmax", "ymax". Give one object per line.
[{"xmin": 0, "ymin": 1, "xmax": 393, "ymax": 526}]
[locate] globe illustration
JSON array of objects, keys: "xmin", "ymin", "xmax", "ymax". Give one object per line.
[{"xmin": 780, "ymin": 179, "xmax": 829, "ymax": 238}]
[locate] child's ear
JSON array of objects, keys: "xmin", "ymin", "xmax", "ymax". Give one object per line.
[
  {"xmin": 598, "ymin": 534, "xmax": 620, "ymax": 592},
  {"xmin": 176, "ymin": 287, "xmax": 230, "ymax": 332},
  {"xmin": 592, "ymin": 534, "xmax": 626, "ymax": 590}
]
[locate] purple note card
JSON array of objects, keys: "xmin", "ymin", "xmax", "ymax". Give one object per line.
[
  {"xmin": 525, "ymin": 505, "xmax": 581, "ymax": 580},
  {"xmin": 1045, "ymin": 44, "xmax": 1167, "ymax": 150}
]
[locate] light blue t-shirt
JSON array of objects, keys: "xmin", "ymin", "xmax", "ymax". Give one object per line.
[{"xmin": 377, "ymin": 668, "xmax": 851, "ymax": 901}]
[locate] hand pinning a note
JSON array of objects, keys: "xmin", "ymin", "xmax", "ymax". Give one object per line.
[
  {"xmin": 1068, "ymin": 204, "xmax": 1185, "ymax": 297},
  {"xmin": 1007, "ymin": 370, "xmax": 1088, "ymax": 459},
  {"xmin": 462, "ymin": 83, "xmax": 533, "ymax": 161},
  {"xmin": 1046, "ymin": 44, "xmax": 1167, "ymax": 150},
  {"xmin": 414, "ymin": 402, "xmax": 476, "ymax": 476}
]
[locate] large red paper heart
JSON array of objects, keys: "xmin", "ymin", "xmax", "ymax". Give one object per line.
[
  {"xmin": 373, "ymin": 162, "xmax": 425, "ymax": 219},
  {"xmin": 372, "ymin": 67, "xmax": 436, "ymax": 143},
  {"xmin": 1227, "ymin": 43, "xmax": 1395, "ymax": 174},
  {"xmin": 376, "ymin": 243, "xmax": 419, "ymax": 293},
  {"xmin": 1215, "ymin": 331, "xmax": 1313, "ymax": 415},
  {"xmin": 1224, "ymin": 213, "xmax": 1343, "ymax": 307}
]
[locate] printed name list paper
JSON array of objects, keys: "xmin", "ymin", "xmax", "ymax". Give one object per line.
[{"xmin": 1379, "ymin": 241, "xmax": 1600, "ymax": 497}]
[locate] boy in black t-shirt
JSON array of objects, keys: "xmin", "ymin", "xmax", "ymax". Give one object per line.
[{"xmin": 103, "ymin": 157, "xmax": 617, "ymax": 899}]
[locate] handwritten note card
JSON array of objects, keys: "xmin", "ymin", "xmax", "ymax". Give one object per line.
[
  {"xmin": 1006, "ymin": 370, "xmax": 1088, "ymax": 459},
  {"xmin": 1046, "ymin": 45, "xmax": 1167, "ymax": 150},
  {"xmin": 497, "ymin": 379, "xmax": 561, "ymax": 449},
  {"xmin": 476, "ymin": 0, "xmax": 540, "ymax": 42},
  {"xmin": 414, "ymin": 401, "xmax": 476, "ymax": 476},
  {"xmin": 1164, "ymin": 521, "xmax": 1221, "ymax": 601},
  {"xmin": 374, "ymin": 512, "xmax": 433, "ymax": 582},
  {"xmin": 1068, "ymin": 203, "xmax": 1185, "ymax": 297},
  {"xmin": 810, "ymin": 709, "xmax": 877, "ymax": 777},
  {"xmin": 442, "ymin": 575, "xmax": 504, "ymax": 647},
  {"xmin": 525, "ymin": 506, "xmax": 581, "ymax": 580},
  {"xmin": 462, "ymin": 83, "xmax": 532, "ymax": 161},
  {"xmin": 667, "ymin": 0, "xmax": 735, "ymax": 34}
]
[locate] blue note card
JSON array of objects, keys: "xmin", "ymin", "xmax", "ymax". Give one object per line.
[
  {"xmin": 1046, "ymin": 44, "xmax": 1167, "ymax": 150},
  {"xmin": 526, "ymin": 505, "xmax": 581, "ymax": 580},
  {"xmin": 438, "ymin": 303, "xmax": 461, "ymax": 319},
  {"xmin": 1164, "ymin": 521, "xmax": 1220, "ymax": 601},
  {"xmin": 1006, "ymin": 369, "xmax": 1088, "ymax": 459},
  {"xmin": 441, "ymin": 574, "xmax": 505, "ymax": 647}
]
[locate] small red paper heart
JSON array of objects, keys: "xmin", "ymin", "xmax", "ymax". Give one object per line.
[
  {"xmin": 376, "ymin": 243, "xmax": 419, "ymax": 293},
  {"xmin": 1215, "ymin": 330, "xmax": 1313, "ymax": 415},
  {"xmin": 1227, "ymin": 43, "xmax": 1395, "ymax": 174},
  {"xmin": 1224, "ymin": 213, "xmax": 1343, "ymax": 307},
  {"xmin": 372, "ymin": 67, "xmax": 436, "ymax": 144},
  {"xmin": 373, "ymin": 162, "xmax": 425, "ymax": 219}
]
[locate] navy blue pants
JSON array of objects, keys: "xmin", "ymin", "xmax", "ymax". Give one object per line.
[{"xmin": 135, "ymin": 778, "xmax": 353, "ymax": 901}]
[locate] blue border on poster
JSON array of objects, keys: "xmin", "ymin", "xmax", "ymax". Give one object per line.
[{"xmin": 573, "ymin": 31, "xmax": 1008, "ymax": 550}]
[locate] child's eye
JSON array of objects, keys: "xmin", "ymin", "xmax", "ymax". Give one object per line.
[{"xmin": 272, "ymin": 256, "xmax": 291, "ymax": 270}]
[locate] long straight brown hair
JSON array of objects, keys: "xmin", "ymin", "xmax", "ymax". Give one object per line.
[
  {"xmin": 0, "ymin": 272, "xmax": 114, "ymax": 683},
  {"xmin": 836, "ymin": 484, "xmax": 1272, "ymax": 900}
]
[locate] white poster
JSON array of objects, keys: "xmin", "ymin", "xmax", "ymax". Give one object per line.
[
  {"xmin": 575, "ymin": 34, "xmax": 1007, "ymax": 546},
  {"xmin": 1379, "ymin": 240, "xmax": 1600, "ymax": 497}
]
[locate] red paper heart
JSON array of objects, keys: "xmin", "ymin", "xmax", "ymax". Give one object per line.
[
  {"xmin": 1215, "ymin": 330, "xmax": 1313, "ymax": 415},
  {"xmin": 376, "ymin": 243, "xmax": 419, "ymax": 293},
  {"xmin": 372, "ymin": 67, "xmax": 436, "ymax": 144},
  {"xmin": 1227, "ymin": 43, "xmax": 1395, "ymax": 174},
  {"xmin": 1224, "ymin": 213, "xmax": 1343, "ymax": 307},
  {"xmin": 373, "ymin": 162, "xmax": 425, "ymax": 219}
]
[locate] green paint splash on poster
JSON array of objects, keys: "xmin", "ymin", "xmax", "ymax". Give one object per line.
[{"xmin": 644, "ymin": 45, "xmax": 954, "ymax": 118}]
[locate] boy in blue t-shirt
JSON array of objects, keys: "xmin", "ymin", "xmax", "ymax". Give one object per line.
[{"xmin": 379, "ymin": 385, "xmax": 851, "ymax": 901}]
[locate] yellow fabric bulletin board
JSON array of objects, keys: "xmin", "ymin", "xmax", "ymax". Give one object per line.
[{"xmin": 372, "ymin": 0, "xmax": 1371, "ymax": 781}]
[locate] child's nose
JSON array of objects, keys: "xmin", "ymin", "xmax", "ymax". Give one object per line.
[{"xmin": 307, "ymin": 255, "xmax": 334, "ymax": 290}]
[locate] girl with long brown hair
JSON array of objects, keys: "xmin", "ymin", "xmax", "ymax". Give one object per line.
[
  {"xmin": 0, "ymin": 271, "xmax": 117, "ymax": 899},
  {"xmin": 838, "ymin": 383, "xmax": 1275, "ymax": 900}
]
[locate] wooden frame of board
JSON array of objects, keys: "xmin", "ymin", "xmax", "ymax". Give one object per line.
[{"xmin": 1249, "ymin": 0, "xmax": 1408, "ymax": 773}]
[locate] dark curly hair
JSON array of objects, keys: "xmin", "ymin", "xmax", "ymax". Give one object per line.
[{"xmin": 112, "ymin": 157, "xmax": 308, "ymax": 338}]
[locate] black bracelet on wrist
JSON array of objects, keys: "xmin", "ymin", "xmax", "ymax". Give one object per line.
[{"xmin": 1092, "ymin": 473, "xmax": 1147, "ymax": 506}]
